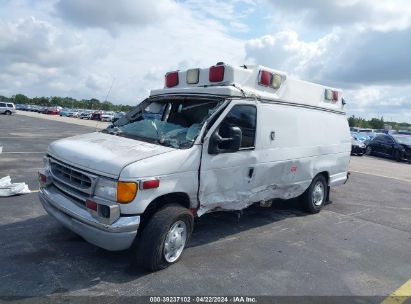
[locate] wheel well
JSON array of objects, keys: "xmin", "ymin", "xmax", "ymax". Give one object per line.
[
  {"xmin": 318, "ymin": 171, "xmax": 330, "ymax": 185},
  {"xmin": 140, "ymin": 192, "xmax": 191, "ymax": 228},
  {"xmin": 317, "ymin": 171, "xmax": 330, "ymax": 201}
]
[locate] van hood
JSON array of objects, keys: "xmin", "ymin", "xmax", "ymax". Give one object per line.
[{"xmin": 48, "ymin": 132, "xmax": 174, "ymax": 177}]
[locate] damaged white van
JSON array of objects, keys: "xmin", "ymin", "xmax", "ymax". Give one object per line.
[{"xmin": 39, "ymin": 63, "xmax": 351, "ymax": 271}]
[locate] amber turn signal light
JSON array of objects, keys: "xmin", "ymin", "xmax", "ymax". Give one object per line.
[{"xmin": 117, "ymin": 181, "xmax": 137, "ymax": 204}]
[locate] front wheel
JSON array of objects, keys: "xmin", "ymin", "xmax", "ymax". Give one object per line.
[
  {"xmin": 365, "ymin": 146, "xmax": 373, "ymax": 155},
  {"xmin": 300, "ymin": 175, "xmax": 327, "ymax": 214},
  {"xmin": 134, "ymin": 204, "xmax": 193, "ymax": 271}
]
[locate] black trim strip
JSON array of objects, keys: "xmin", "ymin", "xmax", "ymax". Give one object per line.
[
  {"xmin": 150, "ymin": 93, "xmax": 345, "ymax": 115},
  {"xmin": 259, "ymin": 99, "xmax": 346, "ymax": 115}
]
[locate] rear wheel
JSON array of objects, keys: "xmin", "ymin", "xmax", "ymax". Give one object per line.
[
  {"xmin": 5, "ymin": 110, "xmax": 11, "ymax": 115},
  {"xmin": 393, "ymin": 150, "xmax": 401, "ymax": 162},
  {"xmin": 134, "ymin": 204, "xmax": 193, "ymax": 272},
  {"xmin": 301, "ymin": 175, "xmax": 327, "ymax": 214}
]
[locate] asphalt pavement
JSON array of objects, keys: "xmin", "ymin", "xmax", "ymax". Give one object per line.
[{"xmin": 0, "ymin": 114, "xmax": 410, "ymax": 300}]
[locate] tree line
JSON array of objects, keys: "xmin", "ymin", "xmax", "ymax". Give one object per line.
[
  {"xmin": 0, "ymin": 94, "xmax": 134, "ymax": 112},
  {"xmin": 348, "ymin": 115, "xmax": 411, "ymax": 131}
]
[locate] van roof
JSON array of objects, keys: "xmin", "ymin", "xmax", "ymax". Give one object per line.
[{"xmin": 150, "ymin": 63, "xmax": 345, "ymax": 113}]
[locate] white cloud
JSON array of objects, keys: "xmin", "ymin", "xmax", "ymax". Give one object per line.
[
  {"xmin": 265, "ymin": 0, "xmax": 411, "ymax": 32},
  {"xmin": 55, "ymin": 0, "xmax": 179, "ymax": 34},
  {"xmin": 0, "ymin": 2, "xmax": 245, "ymax": 103}
]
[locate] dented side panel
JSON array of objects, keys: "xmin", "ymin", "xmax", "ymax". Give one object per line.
[{"xmin": 198, "ymin": 99, "xmax": 350, "ymax": 216}]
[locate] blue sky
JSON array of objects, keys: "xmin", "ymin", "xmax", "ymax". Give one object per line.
[{"xmin": 1, "ymin": 0, "xmax": 411, "ymax": 122}]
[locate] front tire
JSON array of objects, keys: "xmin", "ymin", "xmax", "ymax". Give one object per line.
[
  {"xmin": 301, "ymin": 175, "xmax": 327, "ymax": 214},
  {"xmin": 393, "ymin": 150, "xmax": 401, "ymax": 162},
  {"xmin": 134, "ymin": 204, "xmax": 193, "ymax": 271},
  {"xmin": 365, "ymin": 146, "xmax": 373, "ymax": 156}
]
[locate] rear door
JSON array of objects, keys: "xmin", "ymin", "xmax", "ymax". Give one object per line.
[
  {"xmin": 198, "ymin": 101, "xmax": 258, "ymax": 215},
  {"xmin": 0, "ymin": 102, "xmax": 6, "ymax": 113}
]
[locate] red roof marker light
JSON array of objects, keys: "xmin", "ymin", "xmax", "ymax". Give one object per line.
[
  {"xmin": 165, "ymin": 71, "xmax": 179, "ymax": 88},
  {"xmin": 332, "ymin": 91, "xmax": 339, "ymax": 101},
  {"xmin": 259, "ymin": 70, "xmax": 272, "ymax": 86},
  {"xmin": 209, "ymin": 65, "xmax": 225, "ymax": 82}
]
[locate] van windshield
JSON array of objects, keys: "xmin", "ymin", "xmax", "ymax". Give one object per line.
[{"xmin": 103, "ymin": 97, "xmax": 224, "ymax": 149}]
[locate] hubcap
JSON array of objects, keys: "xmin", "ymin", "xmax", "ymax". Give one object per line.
[
  {"xmin": 163, "ymin": 220, "xmax": 187, "ymax": 263},
  {"xmin": 312, "ymin": 181, "xmax": 325, "ymax": 206}
]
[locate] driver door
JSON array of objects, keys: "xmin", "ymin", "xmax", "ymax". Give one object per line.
[{"xmin": 198, "ymin": 101, "xmax": 259, "ymax": 215}]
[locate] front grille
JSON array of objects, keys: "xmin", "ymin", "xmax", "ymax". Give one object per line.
[
  {"xmin": 49, "ymin": 158, "xmax": 97, "ymax": 199},
  {"xmin": 51, "ymin": 162, "xmax": 92, "ymax": 190}
]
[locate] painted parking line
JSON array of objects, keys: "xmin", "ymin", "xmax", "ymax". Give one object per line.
[
  {"xmin": 31, "ymin": 190, "xmax": 40, "ymax": 193},
  {"xmin": 350, "ymin": 170, "xmax": 411, "ymax": 184},
  {"xmin": 382, "ymin": 278, "xmax": 411, "ymax": 304},
  {"xmin": 1, "ymin": 152, "xmax": 44, "ymax": 154}
]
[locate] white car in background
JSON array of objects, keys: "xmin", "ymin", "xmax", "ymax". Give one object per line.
[
  {"xmin": 0, "ymin": 102, "xmax": 16, "ymax": 115},
  {"xmin": 101, "ymin": 111, "xmax": 114, "ymax": 122},
  {"xmin": 67, "ymin": 110, "xmax": 80, "ymax": 118}
]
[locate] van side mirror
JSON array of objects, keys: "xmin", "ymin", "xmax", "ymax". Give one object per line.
[{"xmin": 208, "ymin": 126, "xmax": 242, "ymax": 154}]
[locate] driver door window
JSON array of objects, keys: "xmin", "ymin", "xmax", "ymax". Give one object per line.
[{"xmin": 218, "ymin": 105, "xmax": 257, "ymax": 150}]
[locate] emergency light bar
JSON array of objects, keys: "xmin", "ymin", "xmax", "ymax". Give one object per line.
[
  {"xmin": 325, "ymin": 89, "xmax": 338, "ymax": 102},
  {"xmin": 258, "ymin": 70, "xmax": 283, "ymax": 89}
]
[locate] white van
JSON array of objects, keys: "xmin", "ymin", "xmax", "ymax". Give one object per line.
[
  {"xmin": 38, "ymin": 63, "xmax": 351, "ymax": 271},
  {"xmin": 0, "ymin": 102, "xmax": 16, "ymax": 115}
]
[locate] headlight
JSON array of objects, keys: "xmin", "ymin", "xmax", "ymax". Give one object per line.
[{"xmin": 94, "ymin": 178, "xmax": 117, "ymax": 201}]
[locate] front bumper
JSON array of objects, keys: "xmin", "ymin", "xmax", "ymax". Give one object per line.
[
  {"xmin": 39, "ymin": 186, "xmax": 140, "ymax": 251},
  {"xmin": 351, "ymin": 145, "xmax": 366, "ymax": 154}
]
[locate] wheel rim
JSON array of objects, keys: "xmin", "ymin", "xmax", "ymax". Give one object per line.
[
  {"xmin": 312, "ymin": 181, "xmax": 325, "ymax": 206},
  {"xmin": 163, "ymin": 220, "xmax": 187, "ymax": 263}
]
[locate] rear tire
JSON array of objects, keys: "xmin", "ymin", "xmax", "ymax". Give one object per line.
[
  {"xmin": 134, "ymin": 204, "xmax": 193, "ymax": 272},
  {"xmin": 393, "ymin": 150, "xmax": 401, "ymax": 162},
  {"xmin": 301, "ymin": 175, "xmax": 327, "ymax": 214},
  {"xmin": 5, "ymin": 110, "xmax": 11, "ymax": 115}
]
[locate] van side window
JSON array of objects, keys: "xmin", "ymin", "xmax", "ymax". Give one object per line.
[
  {"xmin": 6, "ymin": 104, "xmax": 13, "ymax": 107},
  {"xmin": 0, "ymin": 103, "xmax": 6, "ymax": 107},
  {"xmin": 219, "ymin": 105, "xmax": 257, "ymax": 148}
]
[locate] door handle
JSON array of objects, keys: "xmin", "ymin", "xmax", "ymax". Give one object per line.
[{"xmin": 248, "ymin": 168, "xmax": 254, "ymax": 179}]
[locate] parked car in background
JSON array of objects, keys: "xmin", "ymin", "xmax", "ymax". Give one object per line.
[
  {"xmin": 101, "ymin": 111, "xmax": 115, "ymax": 122},
  {"xmin": 15, "ymin": 104, "xmax": 25, "ymax": 110},
  {"xmin": 40, "ymin": 106, "xmax": 49, "ymax": 114},
  {"xmin": 47, "ymin": 107, "xmax": 61, "ymax": 115},
  {"xmin": 366, "ymin": 134, "xmax": 411, "ymax": 162},
  {"xmin": 90, "ymin": 110, "xmax": 103, "ymax": 120},
  {"xmin": 0, "ymin": 102, "xmax": 16, "ymax": 115},
  {"xmin": 351, "ymin": 137, "xmax": 366, "ymax": 156},
  {"xmin": 59, "ymin": 109, "xmax": 71, "ymax": 117},
  {"xmin": 112, "ymin": 112, "xmax": 125, "ymax": 123},
  {"xmin": 79, "ymin": 111, "xmax": 92, "ymax": 119},
  {"xmin": 67, "ymin": 110, "xmax": 80, "ymax": 118}
]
